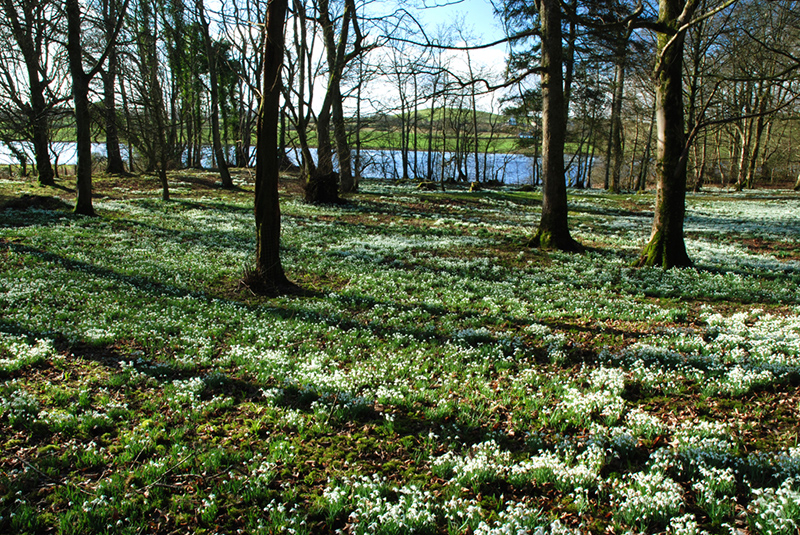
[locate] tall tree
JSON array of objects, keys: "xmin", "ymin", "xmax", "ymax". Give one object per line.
[
  {"xmin": 253, "ymin": 0, "xmax": 293, "ymax": 290},
  {"xmin": 101, "ymin": 0, "xmax": 125, "ymax": 174},
  {"xmin": 285, "ymin": 0, "xmax": 319, "ymax": 180},
  {"xmin": 636, "ymin": 0, "xmax": 716, "ymax": 267},
  {"xmin": 128, "ymin": 0, "xmax": 173, "ymax": 200},
  {"xmin": 529, "ymin": 0, "xmax": 581, "ymax": 250},
  {"xmin": 499, "ymin": 0, "xmax": 581, "ymax": 250},
  {"xmin": 66, "ymin": 0, "xmax": 95, "ymax": 215},
  {"xmin": 607, "ymin": 26, "xmax": 634, "ymax": 193},
  {"xmin": 66, "ymin": 0, "xmax": 127, "ymax": 215},
  {"xmin": 0, "ymin": 0, "xmax": 62, "ymax": 186},
  {"xmin": 196, "ymin": 0, "xmax": 233, "ymax": 187},
  {"xmin": 219, "ymin": 0, "xmax": 266, "ymax": 168},
  {"xmin": 314, "ymin": 0, "xmax": 368, "ymax": 193}
]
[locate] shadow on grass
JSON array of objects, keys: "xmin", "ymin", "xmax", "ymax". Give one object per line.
[{"xmin": 0, "ymin": 194, "xmax": 73, "ymax": 213}]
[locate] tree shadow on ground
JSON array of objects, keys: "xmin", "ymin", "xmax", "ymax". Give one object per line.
[{"xmin": 0, "ymin": 194, "xmax": 73, "ymax": 212}]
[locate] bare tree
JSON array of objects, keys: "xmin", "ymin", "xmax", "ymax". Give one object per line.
[
  {"xmin": 196, "ymin": 0, "xmax": 233, "ymax": 187},
  {"xmin": 220, "ymin": 0, "xmax": 267, "ymax": 168},
  {"xmin": 0, "ymin": 0, "xmax": 66, "ymax": 186},
  {"xmin": 66, "ymin": 0, "xmax": 127, "ymax": 215},
  {"xmin": 636, "ymin": 0, "xmax": 737, "ymax": 267},
  {"xmin": 126, "ymin": 0, "xmax": 174, "ymax": 200},
  {"xmin": 101, "ymin": 0, "xmax": 126, "ymax": 174},
  {"xmin": 253, "ymin": 0, "xmax": 294, "ymax": 291}
]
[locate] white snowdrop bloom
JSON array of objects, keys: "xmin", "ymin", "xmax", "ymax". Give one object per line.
[
  {"xmin": 748, "ymin": 479, "xmax": 800, "ymax": 535},
  {"xmin": 625, "ymin": 409, "xmax": 666, "ymax": 439},
  {"xmin": 613, "ymin": 468, "xmax": 684, "ymax": 528},
  {"xmin": 433, "ymin": 440, "xmax": 512, "ymax": 485},
  {"xmin": 322, "ymin": 475, "xmax": 437, "ymax": 534},
  {"xmin": 260, "ymin": 387, "xmax": 283, "ymax": 403},
  {"xmin": 0, "ymin": 387, "xmax": 41, "ymax": 425},
  {"xmin": 667, "ymin": 513, "xmax": 709, "ymax": 535},
  {"xmin": 524, "ymin": 323, "xmax": 552, "ymax": 337},
  {"xmin": 590, "ymin": 366, "xmax": 626, "ymax": 395},
  {"xmin": 170, "ymin": 376, "xmax": 206, "ymax": 405},
  {"xmin": 0, "ymin": 334, "xmax": 56, "ymax": 371}
]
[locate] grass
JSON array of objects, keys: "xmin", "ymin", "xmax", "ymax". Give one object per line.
[{"xmin": 1, "ymin": 170, "xmax": 800, "ymax": 534}]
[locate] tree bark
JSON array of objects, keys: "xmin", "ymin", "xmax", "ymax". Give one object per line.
[
  {"xmin": 30, "ymin": 94, "xmax": 55, "ymax": 187},
  {"xmin": 636, "ymin": 0, "xmax": 693, "ymax": 268},
  {"xmin": 197, "ymin": 0, "xmax": 233, "ymax": 188},
  {"xmin": 254, "ymin": 0, "xmax": 291, "ymax": 289},
  {"xmin": 529, "ymin": 0, "xmax": 581, "ymax": 252},
  {"xmin": 314, "ymin": 0, "xmax": 358, "ymax": 193},
  {"xmin": 103, "ymin": 0, "xmax": 125, "ymax": 175},
  {"xmin": 102, "ymin": 67, "xmax": 125, "ymax": 174},
  {"xmin": 637, "ymin": 99, "xmax": 657, "ymax": 191},
  {"xmin": 331, "ymin": 82, "xmax": 354, "ymax": 190},
  {"xmin": 609, "ymin": 46, "xmax": 626, "ymax": 193},
  {"xmin": 2, "ymin": 0, "xmax": 56, "ymax": 186},
  {"xmin": 67, "ymin": 0, "xmax": 95, "ymax": 216},
  {"xmin": 291, "ymin": 0, "xmax": 317, "ymax": 180}
]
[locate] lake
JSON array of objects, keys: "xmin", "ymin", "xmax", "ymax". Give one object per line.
[{"xmin": 0, "ymin": 142, "xmax": 594, "ymax": 186}]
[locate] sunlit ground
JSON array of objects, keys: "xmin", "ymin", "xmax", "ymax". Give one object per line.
[{"xmin": 1, "ymin": 171, "xmax": 799, "ymax": 534}]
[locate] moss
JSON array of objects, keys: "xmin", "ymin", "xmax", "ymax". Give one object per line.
[{"xmin": 527, "ymin": 228, "xmax": 584, "ymax": 253}]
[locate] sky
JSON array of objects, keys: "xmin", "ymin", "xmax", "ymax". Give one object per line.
[
  {"xmin": 405, "ymin": 0, "xmax": 509, "ymax": 75},
  {"xmin": 413, "ymin": 0, "xmax": 506, "ymax": 43},
  {"xmin": 389, "ymin": 0, "xmax": 514, "ymax": 112}
]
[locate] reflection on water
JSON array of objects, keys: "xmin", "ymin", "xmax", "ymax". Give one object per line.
[{"xmin": 0, "ymin": 142, "xmax": 593, "ymax": 186}]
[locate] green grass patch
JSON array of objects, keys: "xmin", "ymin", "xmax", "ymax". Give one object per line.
[{"xmin": 1, "ymin": 172, "xmax": 800, "ymax": 533}]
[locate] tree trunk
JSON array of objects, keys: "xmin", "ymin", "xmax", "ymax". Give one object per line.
[
  {"xmin": 440, "ymin": 105, "xmax": 447, "ymax": 183},
  {"xmin": 637, "ymin": 98, "xmax": 656, "ymax": 192},
  {"xmin": 586, "ymin": 131, "xmax": 595, "ymax": 189},
  {"xmin": 714, "ymin": 129, "xmax": 726, "ymax": 187},
  {"xmin": 745, "ymin": 104, "xmax": 768, "ymax": 189},
  {"xmin": 637, "ymin": 0, "xmax": 692, "ymax": 268},
  {"xmin": 103, "ymin": 0, "xmax": 125, "ymax": 175},
  {"xmin": 254, "ymin": 0, "xmax": 291, "ymax": 290},
  {"xmin": 237, "ymin": 77, "xmax": 250, "ymax": 167},
  {"xmin": 354, "ymin": 57, "xmax": 363, "ymax": 187},
  {"xmin": 120, "ymin": 72, "xmax": 135, "ymax": 171},
  {"xmin": 316, "ymin": 105, "xmax": 335, "ymax": 176},
  {"xmin": 609, "ymin": 53, "xmax": 626, "ymax": 192},
  {"xmin": 291, "ymin": 0, "xmax": 316, "ymax": 180},
  {"xmin": 314, "ymin": 0, "xmax": 352, "ymax": 192},
  {"xmin": 30, "ymin": 100, "xmax": 55, "ymax": 187},
  {"xmin": 400, "ymin": 92, "xmax": 410, "ymax": 180},
  {"xmin": 529, "ymin": 0, "xmax": 581, "ymax": 252},
  {"xmin": 332, "ymin": 83, "xmax": 354, "ymax": 191},
  {"xmin": 627, "ymin": 117, "xmax": 639, "ymax": 191},
  {"xmin": 413, "ymin": 73, "xmax": 419, "ymax": 179},
  {"xmin": 159, "ymin": 167, "xmax": 169, "ymax": 201},
  {"xmin": 603, "ymin": 68, "xmax": 616, "ymax": 191},
  {"xmin": 3, "ymin": 0, "xmax": 56, "ymax": 186},
  {"xmin": 734, "ymin": 122, "xmax": 752, "ymax": 191},
  {"xmin": 103, "ymin": 67, "xmax": 125, "ymax": 174},
  {"xmin": 197, "ymin": 0, "xmax": 233, "ymax": 187},
  {"xmin": 67, "ymin": 0, "xmax": 95, "ymax": 216},
  {"xmin": 330, "ymin": 0, "xmax": 358, "ymax": 192},
  {"xmin": 466, "ymin": 50, "xmax": 480, "ymax": 183},
  {"xmin": 693, "ymin": 133, "xmax": 707, "ymax": 192}
]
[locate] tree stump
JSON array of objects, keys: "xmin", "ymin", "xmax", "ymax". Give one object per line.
[{"xmin": 305, "ymin": 171, "xmax": 340, "ymax": 204}]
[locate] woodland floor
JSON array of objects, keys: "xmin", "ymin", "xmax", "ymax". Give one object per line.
[{"xmin": 1, "ymin": 169, "xmax": 799, "ymax": 534}]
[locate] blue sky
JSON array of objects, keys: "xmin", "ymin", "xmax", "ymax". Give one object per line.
[{"xmin": 414, "ymin": 0, "xmax": 505, "ymax": 43}]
